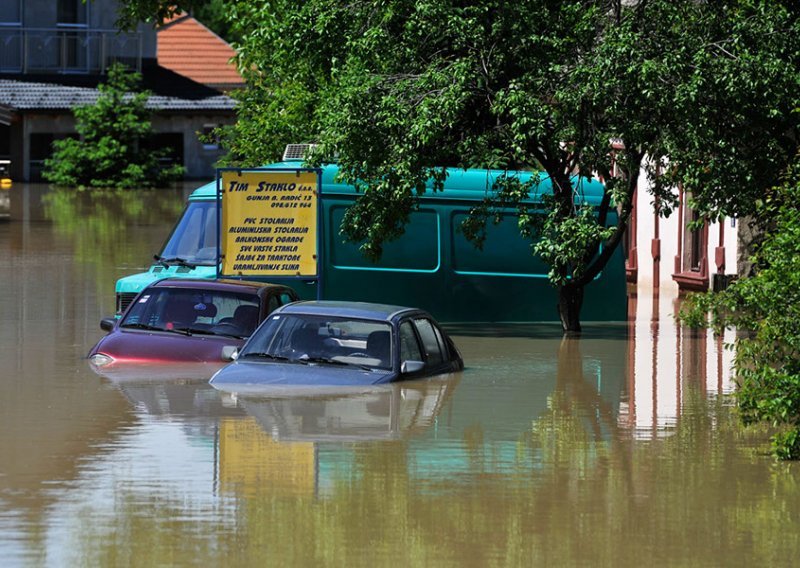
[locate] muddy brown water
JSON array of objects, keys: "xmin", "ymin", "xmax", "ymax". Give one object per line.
[{"xmin": 1, "ymin": 184, "xmax": 798, "ymax": 566}]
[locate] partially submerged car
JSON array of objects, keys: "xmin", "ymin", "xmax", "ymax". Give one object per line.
[
  {"xmin": 209, "ymin": 301, "xmax": 463, "ymax": 394},
  {"xmin": 88, "ymin": 278, "xmax": 299, "ymax": 369}
]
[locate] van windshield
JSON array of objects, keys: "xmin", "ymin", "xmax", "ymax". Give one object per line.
[{"xmin": 159, "ymin": 201, "xmax": 219, "ymax": 265}]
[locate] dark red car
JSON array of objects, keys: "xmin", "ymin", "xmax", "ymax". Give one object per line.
[{"xmin": 88, "ymin": 279, "xmax": 299, "ymax": 369}]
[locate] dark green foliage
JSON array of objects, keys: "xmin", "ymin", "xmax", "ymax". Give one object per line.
[
  {"xmin": 115, "ymin": 1, "xmax": 187, "ymax": 30},
  {"xmin": 116, "ymin": 0, "xmax": 235, "ymax": 42},
  {"xmin": 681, "ymin": 160, "xmax": 800, "ymax": 459},
  {"xmin": 211, "ymin": 0, "xmax": 336, "ymax": 167},
  {"xmin": 43, "ymin": 63, "xmax": 184, "ymax": 189},
  {"xmin": 191, "ymin": 0, "xmax": 234, "ymax": 43}
]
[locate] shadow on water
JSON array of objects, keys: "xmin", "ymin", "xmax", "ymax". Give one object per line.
[{"xmin": 444, "ymin": 321, "xmax": 629, "ymax": 340}]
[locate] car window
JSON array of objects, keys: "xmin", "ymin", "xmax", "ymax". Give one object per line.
[
  {"xmin": 432, "ymin": 323, "xmax": 449, "ymax": 361},
  {"xmin": 267, "ymin": 294, "xmax": 281, "ymax": 314},
  {"xmin": 241, "ymin": 314, "xmax": 394, "ymax": 370},
  {"xmin": 246, "ymin": 314, "xmax": 303, "ymax": 355},
  {"xmin": 414, "ymin": 318, "xmax": 443, "ymax": 366},
  {"xmin": 121, "ymin": 287, "xmax": 260, "ymax": 335},
  {"xmin": 399, "ymin": 321, "xmax": 423, "ymax": 362},
  {"xmin": 280, "ymin": 292, "xmax": 296, "ymax": 304}
]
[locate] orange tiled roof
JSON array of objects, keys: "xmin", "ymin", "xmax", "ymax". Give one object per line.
[{"xmin": 158, "ymin": 14, "xmax": 243, "ymax": 89}]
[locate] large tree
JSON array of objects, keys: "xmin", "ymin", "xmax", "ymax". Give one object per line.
[{"xmin": 121, "ymin": 0, "xmax": 800, "ymax": 331}]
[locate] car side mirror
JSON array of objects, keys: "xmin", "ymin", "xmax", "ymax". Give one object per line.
[
  {"xmin": 221, "ymin": 345, "xmax": 239, "ymax": 361},
  {"xmin": 100, "ymin": 317, "xmax": 116, "ymax": 332},
  {"xmin": 401, "ymin": 360, "xmax": 425, "ymax": 374}
]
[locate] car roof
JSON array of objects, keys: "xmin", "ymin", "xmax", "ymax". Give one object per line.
[
  {"xmin": 148, "ymin": 278, "xmax": 291, "ymax": 293},
  {"xmin": 277, "ymin": 300, "xmax": 423, "ymax": 322}
]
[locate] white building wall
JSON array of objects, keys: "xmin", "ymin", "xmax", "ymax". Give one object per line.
[{"xmin": 631, "ymin": 164, "xmax": 739, "ymax": 293}]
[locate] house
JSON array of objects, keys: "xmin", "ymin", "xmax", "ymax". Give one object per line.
[
  {"xmin": 625, "ymin": 172, "xmax": 740, "ymax": 295},
  {"xmin": 157, "ymin": 13, "xmax": 244, "ymax": 92},
  {"xmin": 0, "ymin": 0, "xmax": 239, "ymax": 181},
  {"xmin": 609, "ymin": 142, "xmax": 740, "ymax": 295}
]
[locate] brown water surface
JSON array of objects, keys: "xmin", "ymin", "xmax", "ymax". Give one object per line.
[{"xmin": 0, "ymin": 184, "xmax": 798, "ymax": 567}]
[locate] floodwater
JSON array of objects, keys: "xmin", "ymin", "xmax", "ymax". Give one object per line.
[{"xmin": 1, "ymin": 184, "xmax": 798, "ymax": 567}]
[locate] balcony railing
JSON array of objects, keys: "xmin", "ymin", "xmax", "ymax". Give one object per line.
[{"xmin": 0, "ymin": 27, "xmax": 142, "ymax": 74}]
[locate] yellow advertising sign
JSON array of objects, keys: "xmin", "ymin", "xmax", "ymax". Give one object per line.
[{"xmin": 219, "ymin": 169, "xmax": 319, "ymax": 278}]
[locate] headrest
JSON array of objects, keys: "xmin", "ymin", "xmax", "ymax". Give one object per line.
[
  {"xmin": 292, "ymin": 326, "xmax": 320, "ymax": 350},
  {"xmin": 233, "ymin": 305, "xmax": 259, "ymax": 334},
  {"xmin": 234, "ymin": 304, "xmax": 259, "ymax": 320},
  {"xmin": 367, "ymin": 330, "xmax": 391, "ymax": 358}
]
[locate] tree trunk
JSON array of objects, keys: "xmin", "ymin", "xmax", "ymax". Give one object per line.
[{"xmin": 558, "ymin": 284, "xmax": 584, "ymax": 334}]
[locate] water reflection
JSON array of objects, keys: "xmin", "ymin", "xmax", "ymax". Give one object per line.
[
  {"xmin": 1, "ymin": 184, "xmax": 799, "ymax": 566},
  {"xmin": 0, "ymin": 188, "xmax": 9, "ymax": 219},
  {"xmin": 89, "ymin": 361, "xmax": 227, "ymax": 385},
  {"xmin": 0, "ymin": 183, "xmax": 191, "ymax": 566},
  {"xmin": 236, "ymin": 377, "xmax": 458, "ymax": 443},
  {"xmin": 113, "ymin": 375, "xmax": 242, "ymax": 419},
  {"xmin": 622, "ymin": 292, "xmax": 737, "ymax": 439}
]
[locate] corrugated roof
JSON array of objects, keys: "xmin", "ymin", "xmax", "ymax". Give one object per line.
[
  {"xmin": 158, "ymin": 14, "xmax": 243, "ymax": 88},
  {"xmin": 0, "ymin": 76, "xmax": 235, "ymax": 111}
]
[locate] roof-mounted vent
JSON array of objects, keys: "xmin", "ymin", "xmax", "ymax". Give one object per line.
[{"xmin": 282, "ymin": 143, "xmax": 317, "ymax": 161}]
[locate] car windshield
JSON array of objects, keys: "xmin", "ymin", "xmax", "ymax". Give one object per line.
[
  {"xmin": 159, "ymin": 201, "xmax": 218, "ymax": 265},
  {"xmin": 240, "ymin": 314, "xmax": 394, "ymax": 370},
  {"xmin": 121, "ymin": 287, "xmax": 260, "ymax": 338}
]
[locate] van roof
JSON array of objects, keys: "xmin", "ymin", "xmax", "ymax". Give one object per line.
[{"xmin": 190, "ymin": 163, "xmax": 606, "ymax": 204}]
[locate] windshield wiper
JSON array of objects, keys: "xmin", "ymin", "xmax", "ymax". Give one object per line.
[
  {"xmin": 241, "ymin": 352, "xmax": 291, "ymax": 361},
  {"xmin": 164, "ymin": 326, "xmax": 192, "ymax": 336},
  {"xmin": 153, "ymin": 254, "xmax": 197, "ymax": 269},
  {"xmin": 120, "ymin": 322, "xmax": 162, "ymax": 331},
  {"xmin": 303, "ymin": 356, "xmax": 373, "ymax": 370},
  {"xmin": 303, "ymin": 356, "xmax": 347, "ymax": 365},
  {"xmin": 180, "ymin": 327, "xmax": 223, "ymax": 337}
]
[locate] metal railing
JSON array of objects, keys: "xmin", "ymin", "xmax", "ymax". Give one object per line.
[{"xmin": 0, "ymin": 27, "xmax": 142, "ymax": 74}]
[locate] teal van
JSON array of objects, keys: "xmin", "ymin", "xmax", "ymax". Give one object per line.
[{"xmin": 115, "ymin": 150, "xmax": 627, "ymax": 323}]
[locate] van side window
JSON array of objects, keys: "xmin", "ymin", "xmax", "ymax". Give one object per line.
[
  {"xmin": 414, "ymin": 318, "xmax": 443, "ymax": 365},
  {"xmin": 280, "ymin": 292, "xmax": 295, "ymax": 305},
  {"xmin": 399, "ymin": 321, "xmax": 423, "ymax": 362}
]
